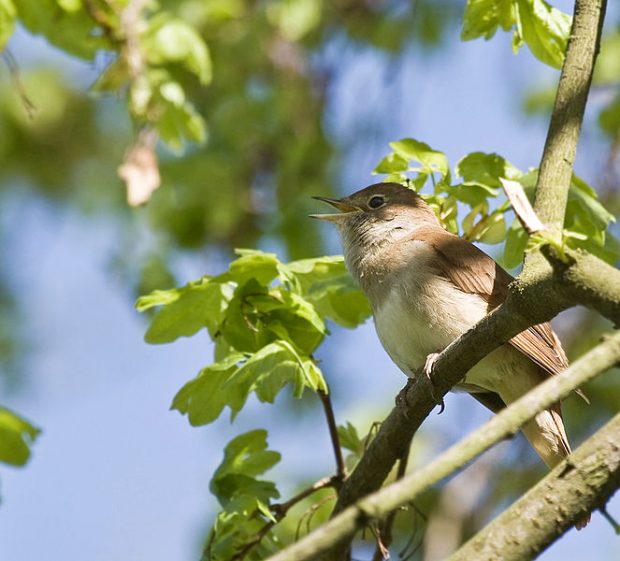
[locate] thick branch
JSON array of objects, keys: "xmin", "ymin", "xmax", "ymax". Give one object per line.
[
  {"xmin": 543, "ymin": 246, "xmax": 620, "ymax": 326},
  {"xmin": 532, "ymin": 0, "xmax": 607, "ymax": 235},
  {"xmin": 265, "ymin": 331, "xmax": 620, "ymax": 561},
  {"xmin": 448, "ymin": 413, "xmax": 620, "ymax": 561}
]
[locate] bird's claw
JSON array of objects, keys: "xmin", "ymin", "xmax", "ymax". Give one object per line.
[{"xmin": 422, "ymin": 352, "xmax": 445, "ymax": 414}]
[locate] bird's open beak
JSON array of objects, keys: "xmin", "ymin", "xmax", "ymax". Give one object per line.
[{"xmin": 309, "ymin": 196, "xmax": 360, "ymax": 222}]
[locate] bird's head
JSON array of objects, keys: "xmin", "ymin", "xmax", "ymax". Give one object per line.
[{"xmin": 311, "ymin": 182, "xmax": 439, "ymax": 250}]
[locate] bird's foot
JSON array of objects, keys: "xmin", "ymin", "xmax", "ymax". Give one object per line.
[{"xmin": 422, "ymin": 352, "xmax": 445, "ymax": 414}]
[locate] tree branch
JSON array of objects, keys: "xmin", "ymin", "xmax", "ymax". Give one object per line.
[
  {"xmin": 265, "ymin": 331, "xmax": 620, "ymax": 561},
  {"xmin": 542, "ymin": 246, "xmax": 620, "ymax": 326},
  {"xmin": 447, "ymin": 412, "xmax": 620, "ymax": 561},
  {"xmin": 531, "ymin": 0, "xmax": 607, "ymax": 236}
]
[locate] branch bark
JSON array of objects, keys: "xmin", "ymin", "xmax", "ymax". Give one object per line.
[
  {"xmin": 543, "ymin": 246, "xmax": 620, "ymax": 326},
  {"xmin": 447, "ymin": 412, "xmax": 620, "ymax": 561},
  {"xmin": 265, "ymin": 331, "xmax": 620, "ymax": 561},
  {"xmin": 531, "ymin": 0, "xmax": 607, "ymax": 236}
]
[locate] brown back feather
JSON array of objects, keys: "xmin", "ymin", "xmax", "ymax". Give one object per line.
[{"xmin": 412, "ymin": 227, "xmax": 587, "ymax": 402}]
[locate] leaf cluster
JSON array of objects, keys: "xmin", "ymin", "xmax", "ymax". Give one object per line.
[
  {"xmin": 461, "ymin": 0, "xmax": 571, "ymax": 69},
  {"xmin": 138, "ymin": 250, "xmax": 370, "ymax": 558},
  {"xmin": 374, "ymin": 139, "xmax": 619, "ymax": 268}
]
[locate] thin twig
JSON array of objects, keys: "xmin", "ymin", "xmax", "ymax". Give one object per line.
[
  {"xmin": 372, "ymin": 451, "xmax": 410, "ymax": 561},
  {"xmin": 318, "ymin": 389, "xmax": 347, "ymax": 483},
  {"xmin": 298, "ymin": 495, "xmax": 337, "ymax": 540},
  {"xmin": 274, "ymin": 475, "xmax": 339, "ymax": 517},
  {"xmin": 600, "ymin": 506, "xmax": 620, "ymax": 534},
  {"xmin": 2, "ymin": 51, "xmax": 36, "ymax": 119},
  {"xmin": 399, "ymin": 504, "xmax": 426, "ymax": 561},
  {"xmin": 221, "ymin": 476, "xmax": 338, "ymax": 561}
]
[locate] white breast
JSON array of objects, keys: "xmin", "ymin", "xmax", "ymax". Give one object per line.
[{"xmin": 372, "ymin": 243, "xmax": 488, "ymax": 378}]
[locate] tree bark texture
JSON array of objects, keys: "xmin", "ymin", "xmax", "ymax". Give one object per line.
[{"xmin": 447, "ymin": 413, "xmax": 620, "ymax": 561}]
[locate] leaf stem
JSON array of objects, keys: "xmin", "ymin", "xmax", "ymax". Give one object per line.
[{"xmin": 318, "ymin": 389, "xmax": 347, "ymax": 483}]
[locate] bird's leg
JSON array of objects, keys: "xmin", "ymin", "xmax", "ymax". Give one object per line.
[
  {"xmin": 396, "ymin": 352, "xmax": 445, "ymax": 417},
  {"xmin": 422, "ymin": 352, "xmax": 445, "ymax": 414}
]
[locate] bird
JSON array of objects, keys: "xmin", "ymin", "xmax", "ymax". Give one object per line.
[{"xmin": 312, "ymin": 182, "xmax": 589, "ymax": 526}]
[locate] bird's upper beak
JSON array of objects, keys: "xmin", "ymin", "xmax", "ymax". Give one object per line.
[{"xmin": 309, "ymin": 196, "xmax": 360, "ymax": 222}]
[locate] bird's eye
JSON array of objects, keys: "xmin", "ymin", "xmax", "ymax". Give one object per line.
[{"xmin": 368, "ymin": 195, "xmax": 385, "ymax": 209}]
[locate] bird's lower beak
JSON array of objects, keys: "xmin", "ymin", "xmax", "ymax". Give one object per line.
[{"xmin": 309, "ymin": 196, "xmax": 359, "ymax": 222}]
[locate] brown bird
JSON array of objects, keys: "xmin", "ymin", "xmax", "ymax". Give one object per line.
[{"xmin": 313, "ymin": 182, "xmax": 589, "ymax": 526}]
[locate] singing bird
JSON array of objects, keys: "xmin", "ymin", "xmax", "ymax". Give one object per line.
[{"xmin": 313, "ymin": 183, "xmax": 587, "ymax": 508}]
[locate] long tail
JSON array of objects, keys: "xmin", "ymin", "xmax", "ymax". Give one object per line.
[
  {"xmin": 520, "ymin": 403, "xmax": 590, "ymax": 529},
  {"xmin": 520, "ymin": 403, "xmax": 570, "ymax": 469}
]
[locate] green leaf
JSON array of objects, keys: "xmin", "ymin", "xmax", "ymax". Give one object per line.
[
  {"xmin": 461, "ymin": 0, "xmax": 571, "ymax": 69},
  {"xmin": 0, "ymin": 0, "xmax": 16, "ymax": 49},
  {"xmin": 0, "ymin": 407, "xmax": 40, "ymax": 466},
  {"xmin": 227, "ymin": 340, "xmax": 326, "ymax": 405},
  {"xmin": 517, "ymin": 0, "xmax": 571, "ymax": 70},
  {"xmin": 594, "ymin": 31, "xmax": 620, "ymax": 86},
  {"xmin": 220, "ymin": 280, "xmax": 276, "ymax": 353},
  {"xmin": 171, "ymin": 353, "xmax": 244, "ymax": 426},
  {"xmin": 461, "ymin": 0, "xmax": 517, "ymax": 41},
  {"xmin": 226, "ymin": 249, "xmax": 281, "ymax": 286},
  {"xmin": 142, "ymin": 14, "xmax": 212, "ymax": 84},
  {"xmin": 141, "ymin": 279, "xmax": 233, "ymax": 343},
  {"xmin": 265, "ymin": 291, "xmax": 326, "ymax": 353},
  {"xmin": 285, "ymin": 256, "xmax": 371, "ymax": 328},
  {"xmin": 224, "ymin": 341, "xmax": 307, "ymax": 406},
  {"xmin": 301, "ymin": 357, "xmax": 328, "ymax": 393},
  {"xmin": 502, "ymin": 218, "xmax": 528, "ymax": 269},
  {"xmin": 266, "ymin": 0, "xmax": 323, "ymax": 41},
  {"xmin": 423, "ymin": 193, "xmax": 459, "ymax": 234},
  {"xmin": 284, "ymin": 255, "xmax": 347, "ymax": 288},
  {"xmin": 462, "ymin": 202, "xmax": 487, "ymax": 238},
  {"xmin": 173, "ymin": 340, "xmax": 326, "ymax": 427},
  {"xmin": 211, "ymin": 430, "xmax": 281, "ymax": 504},
  {"xmin": 569, "ymin": 174, "xmax": 614, "ymax": 229},
  {"xmin": 214, "ymin": 476, "xmax": 280, "ymax": 513},
  {"xmin": 155, "ymin": 85, "xmax": 207, "ymax": 151},
  {"xmin": 598, "ymin": 95, "xmax": 620, "ymax": 138},
  {"xmin": 17, "ymin": 0, "xmax": 111, "ymax": 59},
  {"xmin": 389, "ymin": 138, "xmax": 449, "ymax": 180},
  {"xmin": 56, "ymin": 0, "xmax": 80, "ymax": 12},
  {"xmin": 304, "ymin": 276, "xmax": 370, "ymax": 329},
  {"xmin": 450, "ymin": 182, "xmax": 499, "ymax": 206},
  {"xmin": 456, "ymin": 152, "xmax": 522, "ymax": 188},
  {"xmin": 338, "ymin": 422, "xmax": 363, "ymax": 456},
  {"xmin": 478, "ymin": 212, "xmax": 506, "ymax": 244},
  {"xmin": 373, "ymin": 152, "xmax": 408, "ymax": 175},
  {"xmin": 136, "ymin": 286, "xmax": 187, "ymax": 312}
]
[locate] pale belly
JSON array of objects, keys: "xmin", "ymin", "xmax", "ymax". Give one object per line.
[
  {"xmin": 372, "ymin": 276, "xmax": 486, "ymax": 375},
  {"xmin": 372, "ymin": 277, "xmax": 525, "ymax": 394}
]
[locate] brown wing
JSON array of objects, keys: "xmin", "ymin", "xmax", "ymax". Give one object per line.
[{"xmin": 412, "ymin": 228, "xmax": 587, "ymax": 402}]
